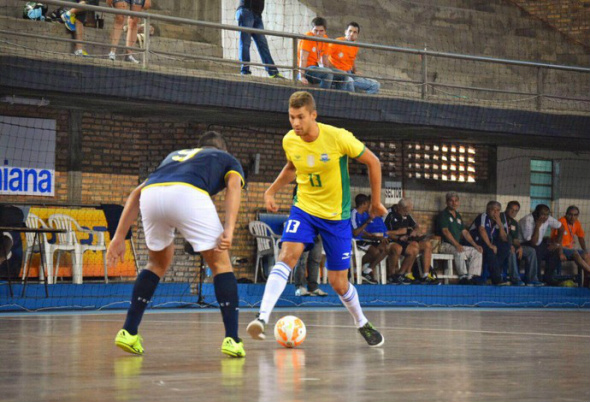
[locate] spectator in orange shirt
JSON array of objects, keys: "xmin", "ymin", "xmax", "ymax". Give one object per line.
[
  {"xmin": 298, "ymin": 17, "xmax": 334, "ymax": 89},
  {"xmin": 328, "ymin": 22, "xmax": 380, "ymax": 94},
  {"xmin": 552, "ymin": 205, "xmax": 590, "ymax": 278}
]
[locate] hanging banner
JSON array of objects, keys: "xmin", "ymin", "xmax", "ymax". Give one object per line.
[{"xmin": 0, "ymin": 116, "xmax": 56, "ymax": 196}]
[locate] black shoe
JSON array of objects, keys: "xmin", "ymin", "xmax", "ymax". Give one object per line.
[
  {"xmin": 421, "ymin": 274, "xmax": 440, "ymax": 285},
  {"xmin": 362, "ymin": 273, "xmax": 377, "ymax": 284},
  {"xmin": 458, "ymin": 276, "xmax": 470, "ymax": 285},
  {"xmin": 358, "ymin": 322, "xmax": 384, "ymax": 347}
]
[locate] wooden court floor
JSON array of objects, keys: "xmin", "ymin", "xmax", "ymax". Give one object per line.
[{"xmin": 0, "ymin": 308, "xmax": 589, "ymax": 402}]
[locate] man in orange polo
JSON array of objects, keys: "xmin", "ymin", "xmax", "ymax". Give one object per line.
[
  {"xmin": 328, "ymin": 22, "xmax": 380, "ymax": 94},
  {"xmin": 298, "ymin": 17, "xmax": 334, "ymax": 89},
  {"xmin": 552, "ymin": 205, "xmax": 590, "ymax": 280}
]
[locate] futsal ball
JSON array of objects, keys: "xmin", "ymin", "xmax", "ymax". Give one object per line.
[{"xmin": 274, "ymin": 315, "xmax": 306, "ymax": 348}]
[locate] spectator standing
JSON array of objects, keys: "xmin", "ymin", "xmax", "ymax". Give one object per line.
[
  {"xmin": 437, "ymin": 192, "xmax": 483, "ymax": 284},
  {"xmin": 236, "ymin": 0, "xmax": 282, "ymax": 77},
  {"xmin": 107, "ymin": 0, "xmax": 152, "ymax": 63}
]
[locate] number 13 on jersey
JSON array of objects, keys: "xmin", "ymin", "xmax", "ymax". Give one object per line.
[{"xmin": 308, "ymin": 173, "xmax": 322, "ymax": 187}]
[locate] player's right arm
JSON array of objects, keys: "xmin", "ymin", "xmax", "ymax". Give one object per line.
[
  {"xmin": 106, "ymin": 181, "xmax": 146, "ymax": 266},
  {"xmin": 264, "ymin": 161, "xmax": 297, "ymax": 213}
]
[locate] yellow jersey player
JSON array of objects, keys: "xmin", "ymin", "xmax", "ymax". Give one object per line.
[{"xmin": 247, "ymin": 91, "xmax": 387, "ymax": 347}]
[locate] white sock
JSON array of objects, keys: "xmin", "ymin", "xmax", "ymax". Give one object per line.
[
  {"xmin": 338, "ymin": 283, "xmax": 368, "ymax": 328},
  {"xmin": 259, "ymin": 262, "xmax": 291, "ymax": 323}
]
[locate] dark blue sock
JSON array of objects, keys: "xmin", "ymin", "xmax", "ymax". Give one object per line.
[
  {"xmin": 123, "ymin": 269, "xmax": 160, "ymax": 335},
  {"xmin": 213, "ymin": 272, "xmax": 239, "ymax": 342}
]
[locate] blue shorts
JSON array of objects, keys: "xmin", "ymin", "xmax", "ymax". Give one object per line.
[
  {"xmin": 280, "ymin": 206, "xmax": 352, "ymax": 271},
  {"xmin": 562, "ymin": 248, "xmax": 586, "ymax": 259}
]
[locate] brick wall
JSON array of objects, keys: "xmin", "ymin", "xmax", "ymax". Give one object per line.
[{"xmin": 508, "ymin": 0, "xmax": 590, "ymax": 47}]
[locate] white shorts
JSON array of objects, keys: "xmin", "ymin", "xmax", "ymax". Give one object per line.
[{"xmin": 140, "ymin": 185, "xmax": 223, "ymax": 252}]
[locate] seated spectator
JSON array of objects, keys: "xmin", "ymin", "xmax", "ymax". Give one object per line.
[
  {"xmin": 519, "ymin": 204, "xmax": 564, "ymax": 286},
  {"xmin": 107, "ymin": 0, "xmax": 152, "ymax": 63},
  {"xmin": 385, "ymin": 198, "xmax": 437, "ymax": 284},
  {"xmin": 297, "ymin": 17, "xmax": 334, "ymax": 90},
  {"xmin": 328, "ymin": 22, "xmax": 380, "ymax": 94},
  {"xmin": 61, "ymin": 0, "xmax": 99, "ymax": 57},
  {"xmin": 502, "ymin": 201, "xmax": 542, "ymax": 286},
  {"xmin": 351, "ymin": 194, "xmax": 397, "ymax": 284},
  {"xmin": 552, "ymin": 205, "xmax": 590, "ymax": 279},
  {"xmin": 437, "ymin": 192, "xmax": 483, "ymax": 284},
  {"xmin": 293, "ymin": 236, "xmax": 328, "ymax": 297},
  {"xmin": 469, "ymin": 201, "xmax": 511, "ymax": 286}
]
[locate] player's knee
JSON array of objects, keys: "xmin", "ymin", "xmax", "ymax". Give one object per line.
[
  {"xmin": 422, "ymin": 241, "xmax": 432, "ymax": 250},
  {"xmin": 407, "ymin": 244, "xmax": 419, "ymax": 256},
  {"xmin": 128, "ymin": 16, "xmax": 139, "ymax": 27}
]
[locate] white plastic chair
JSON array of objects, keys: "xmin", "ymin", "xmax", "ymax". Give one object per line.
[
  {"xmin": 248, "ymin": 221, "xmax": 281, "ymax": 283},
  {"xmin": 48, "ymin": 214, "xmax": 107, "ymax": 284},
  {"xmin": 22, "ymin": 213, "xmax": 53, "ymax": 283}
]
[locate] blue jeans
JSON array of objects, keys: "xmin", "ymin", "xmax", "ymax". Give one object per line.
[
  {"xmin": 508, "ymin": 246, "xmax": 539, "ymax": 283},
  {"xmin": 353, "ymin": 76, "xmax": 381, "ymax": 94},
  {"xmin": 331, "ymin": 68, "xmax": 355, "ymax": 92},
  {"xmin": 236, "ymin": 8, "xmax": 278, "ymax": 76},
  {"xmin": 305, "ymin": 66, "xmax": 333, "ymax": 89}
]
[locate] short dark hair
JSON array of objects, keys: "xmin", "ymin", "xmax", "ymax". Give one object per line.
[
  {"xmin": 355, "ymin": 194, "xmax": 370, "ymax": 208},
  {"xmin": 534, "ymin": 204, "xmax": 551, "ymax": 215},
  {"xmin": 289, "ymin": 91, "xmax": 316, "ymax": 111},
  {"xmin": 311, "ymin": 17, "xmax": 327, "ymax": 29},
  {"xmin": 198, "ymin": 131, "xmax": 227, "ymax": 151},
  {"xmin": 347, "ymin": 21, "xmax": 360, "ymax": 33},
  {"xmin": 566, "ymin": 205, "xmax": 580, "ymax": 215},
  {"xmin": 507, "ymin": 200, "xmax": 520, "ymax": 210}
]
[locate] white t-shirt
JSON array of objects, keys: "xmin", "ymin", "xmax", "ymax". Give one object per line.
[{"xmin": 519, "ymin": 213, "xmax": 562, "ymax": 246}]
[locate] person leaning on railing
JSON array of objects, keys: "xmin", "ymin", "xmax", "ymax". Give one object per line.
[{"xmin": 328, "ymin": 22, "xmax": 380, "ymax": 94}]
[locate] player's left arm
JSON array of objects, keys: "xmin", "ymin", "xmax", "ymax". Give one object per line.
[
  {"xmin": 356, "ymin": 149, "xmax": 387, "ymax": 217},
  {"xmin": 106, "ymin": 181, "xmax": 146, "ymax": 266},
  {"xmin": 217, "ymin": 173, "xmax": 242, "ymax": 251}
]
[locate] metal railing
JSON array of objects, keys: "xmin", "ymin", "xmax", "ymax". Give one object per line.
[{"xmin": 2, "ymin": 0, "xmax": 590, "ymax": 110}]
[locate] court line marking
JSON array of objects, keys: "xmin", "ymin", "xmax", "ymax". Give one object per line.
[{"xmin": 2, "ymin": 313, "xmax": 589, "ymax": 339}]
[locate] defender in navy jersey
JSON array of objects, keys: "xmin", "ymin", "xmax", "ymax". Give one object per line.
[{"xmin": 107, "ymin": 132, "xmax": 247, "ymax": 358}]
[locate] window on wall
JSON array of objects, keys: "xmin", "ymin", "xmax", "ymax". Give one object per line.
[
  {"xmin": 405, "ymin": 142, "xmax": 485, "ymax": 182},
  {"xmin": 530, "ymin": 159, "xmax": 553, "ymax": 210}
]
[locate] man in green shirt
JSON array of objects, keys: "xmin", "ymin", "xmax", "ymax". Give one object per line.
[{"xmin": 437, "ymin": 192, "xmax": 483, "ymax": 284}]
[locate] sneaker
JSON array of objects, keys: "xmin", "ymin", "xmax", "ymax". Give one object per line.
[
  {"xmin": 61, "ymin": 11, "xmax": 76, "ymax": 31},
  {"xmin": 108, "ymin": 51, "xmax": 116, "ymax": 61},
  {"xmin": 74, "ymin": 49, "xmax": 88, "ymax": 57},
  {"xmin": 115, "ymin": 329, "xmax": 144, "ymax": 355},
  {"xmin": 421, "ymin": 273, "xmax": 440, "ymax": 285},
  {"xmin": 362, "ymin": 273, "xmax": 377, "ymax": 284},
  {"xmin": 125, "ymin": 54, "xmax": 140, "ymax": 64},
  {"xmin": 246, "ymin": 315, "xmax": 266, "ymax": 340},
  {"xmin": 386, "ymin": 276, "xmax": 398, "ymax": 285},
  {"xmin": 512, "ymin": 280, "xmax": 525, "ymax": 286},
  {"xmin": 295, "ymin": 286, "xmax": 309, "ymax": 297},
  {"xmin": 496, "ymin": 281, "xmax": 511, "ymax": 286},
  {"xmin": 398, "ymin": 274, "xmax": 414, "ymax": 285},
  {"xmin": 358, "ymin": 322, "xmax": 384, "ymax": 347},
  {"xmin": 527, "ymin": 280, "xmax": 545, "ymax": 287},
  {"xmin": 220, "ymin": 337, "xmax": 246, "ymax": 358},
  {"xmin": 309, "ymin": 288, "xmax": 328, "ymax": 297},
  {"xmin": 458, "ymin": 276, "xmax": 470, "ymax": 285},
  {"xmin": 270, "ymin": 73, "xmax": 285, "ymax": 79}
]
